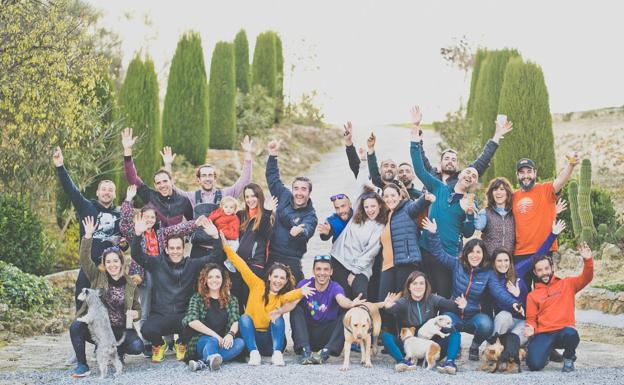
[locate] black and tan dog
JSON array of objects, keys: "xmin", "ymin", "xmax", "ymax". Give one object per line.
[
  {"xmin": 480, "ymin": 332, "xmax": 526, "ymax": 373},
  {"xmin": 341, "ymin": 302, "xmax": 383, "ymax": 371}
]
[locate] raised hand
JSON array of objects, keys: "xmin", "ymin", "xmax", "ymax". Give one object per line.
[
  {"xmin": 126, "ymin": 185, "xmax": 137, "ymax": 202},
  {"xmin": 52, "ymin": 146, "xmax": 64, "ymax": 167},
  {"xmin": 267, "ymin": 139, "xmax": 282, "ymax": 156},
  {"xmin": 299, "ymin": 281, "xmax": 316, "ymax": 298},
  {"xmin": 410, "ymin": 105, "xmax": 423, "ymax": 126},
  {"xmin": 82, "ymin": 216, "xmax": 97, "ymax": 239},
  {"xmin": 421, "ymin": 217, "xmax": 437, "ymax": 233},
  {"xmin": 290, "ymin": 224, "xmax": 305, "ymax": 237},
  {"xmin": 506, "ymin": 281, "xmax": 521, "ymax": 297},
  {"xmin": 357, "ymin": 147, "xmax": 367, "ymax": 161},
  {"xmin": 159, "ymin": 146, "xmax": 176, "ymax": 166},
  {"xmin": 552, "ymin": 219, "xmax": 566, "ymax": 235},
  {"xmin": 512, "ymin": 303, "xmax": 525, "ymax": 317},
  {"xmin": 133, "ymin": 212, "xmax": 149, "ymax": 235},
  {"xmin": 202, "ymin": 221, "xmax": 218, "ymax": 239},
  {"xmin": 343, "ymin": 121, "xmax": 353, "ymax": 146},
  {"xmin": 241, "ymin": 135, "xmax": 253, "ymax": 153},
  {"xmin": 121, "ymin": 127, "xmax": 136, "ymax": 154},
  {"xmin": 367, "ymin": 132, "xmax": 376, "ymax": 153},
  {"xmin": 555, "ymin": 198, "xmax": 568, "ymax": 215},
  {"xmin": 566, "ymin": 151, "xmax": 580, "ymax": 166},
  {"xmin": 317, "ymin": 223, "xmax": 331, "ymax": 236},
  {"xmin": 383, "ymin": 292, "xmax": 401, "ymax": 309},
  {"xmin": 460, "ymin": 193, "xmax": 476, "ymax": 215},
  {"xmin": 579, "ymin": 242, "xmax": 592, "ymax": 260},
  {"xmin": 264, "ymin": 196, "xmax": 278, "ymax": 211},
  {"xmin": 493, "ymin": 119, "xmax": 513, "ymax": 142},
  {"xmin": 454, "ymin": 294, "xmax": 467, "ymax": 310},
  {"xmin": 424, "ymin": 190, "xmax": 436, "ymax": 203}
]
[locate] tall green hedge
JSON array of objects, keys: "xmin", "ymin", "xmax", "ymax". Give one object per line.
[
  {"xmin": 252, "ymin": 32, "xmax": 277, "ymax": 99},
  {"xmin": 274, "ymin": 33, "xmax": 284, "ymax": 122},
  {"xmin": 466, "ymin": 49, "xmax": 488, "ymax": 119},
  {"xmin": 118, "ymin": 55, "xmax": 161, "ymax": 184},
  {"xmin": 209, "ymin": 42, "xmax": 236, "ymax": 149},
  {"xmin": 495, "ymin": 58, "xmax": 555, "ymax": 182},
  {"xmin": 470, "ymin": 49, "xmax": 519, "ymax": 180},
  {"xmin": 234, "ymin": 29, "xmax": 251, "ymax": 94},
  {"xmin": 162, "ymin": 32, "xmax": 209, "ymax": 165}
]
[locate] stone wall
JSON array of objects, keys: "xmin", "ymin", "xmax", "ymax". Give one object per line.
[{"xmin": 576, "ymin": 288, "xmax": 624, "ymax": 315}]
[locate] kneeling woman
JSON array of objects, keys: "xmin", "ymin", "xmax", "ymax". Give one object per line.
[
  {"xmin": 182, "ymin": 264, "xmax": 245, "ymax": 372},
  {"xmin": 382, "ymin": 271, "xmax": 464, "ymax": 374},
  {"xmin": 70, "ymin": 217, "xmax": 143, "ymax": 378},
  {"xmin": 422, "ymin": 217, "xmax": 522, "ymax": 363},
  {"xmin": 221, "ymin": 233, "xmax": 314, "ymax": 366}
]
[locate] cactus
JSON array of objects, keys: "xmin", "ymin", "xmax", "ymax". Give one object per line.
[
  {"xmin": 580, "ymin": 226, "xmax": 594, "ymax": 246},
  {"xmin": 615, "ymin": 225, "xmax": 624, "ymax": 243},
  {"xmin": 597, "ymin": 223, "xmax": 610, "ymax": 243},
  {"xmin": 568, "ymin": 180, "xmax": 582, "ymax": 237},
  {"xmin": 577, "ymin": 159, "xmax": 597, "ymax": 235}
]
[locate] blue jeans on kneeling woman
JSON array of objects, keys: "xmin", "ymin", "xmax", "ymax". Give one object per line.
[
  {"xmin": 239, "ymin": 314, "xmax": 285, "ymax": 356},
  {"xmin": 196, "ymin": 335, "xmax": 245, "ymax": 362},
  {"xmin": 443, "ymin": 311, "xmax": 493, "ymax": 346},
  {"xmin": 381, "ymin": 330, "xmax": 461, "ymax": 363}
]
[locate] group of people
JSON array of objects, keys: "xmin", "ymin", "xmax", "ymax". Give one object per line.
[{"xmin": 54, "ymin": 106, "xmax": 594, "ymax": 378}]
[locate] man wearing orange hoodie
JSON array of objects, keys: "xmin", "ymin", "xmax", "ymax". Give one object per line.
[{"xmin": 523, "ymin": 242, "xmax": 594, "ymax": 372}]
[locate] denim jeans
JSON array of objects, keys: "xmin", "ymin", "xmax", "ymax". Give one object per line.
[
  {"xmin": 444, "ymin": 311, "xmax": 493, "ymax": 345},
  {"xmin": 527, "ymin": 327, "xmax": 580, "ymax": 371},
  {"xmin": 69, "ymin": 320, "xmax": 143, "ymax": 365},
  {"xmin": 239, "ymin": 314, "xmax": 285, "ymax": 356},
  {"xmin": 196, "ymin": 336, "xmax": 245, "ymax": 362}
]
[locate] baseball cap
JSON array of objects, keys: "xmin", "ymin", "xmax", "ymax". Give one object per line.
[{"xmin": 516, "ymin": 158, "xmax": 536, "ymax": 171}]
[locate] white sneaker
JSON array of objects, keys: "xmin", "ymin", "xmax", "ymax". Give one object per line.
[
  {"xmin": 64, "ymin": 352, "xmax": 77, "ymax": 366},
  {"xmin": 248, "ymin": 350, "xmax": 261, "ymax": 366},
  {"xmin": 271, "ymin": 350, "xmax": 285, "ymax": 366},
  {"xmin": 208, "ymin": 354, "xmax": 223, "ymax": 371}
]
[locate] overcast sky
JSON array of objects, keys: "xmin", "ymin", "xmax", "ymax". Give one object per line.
[{"xmin": 90, "ymin": 0, "xmax": 624, "ymax": 125}]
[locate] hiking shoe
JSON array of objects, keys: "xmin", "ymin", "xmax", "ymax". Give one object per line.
[
  {"xmin": 562, "ymin": 358, "xmax": 575, "ymax": 373},
  {"xmin": 248, "ymin": 350, "xmax": 261, "ymax": 366},
  {"xmin": 394, "ymin": 360, "xmax": 416, "ymax": 372},
  {"xmin": 310, "ymin": 349, "xmax": 330, "ymax": 365},
  {"xmin": 188, "ymin": 359, "xmax": 207, "ymax": 372},
  {"xmin": 64, "ymin": 352, "xmax": 77, "ymax": 366},
  {"xmin": 152, "ymin": 341, "xmax": 168, "ymax": 363},
  {"xmin": 143, "ymin": 343, "xmax": 153, "ymax": 358},
  {"xmin": 208, "ymin": 354, "xmax": 223, "ymax": 371},
  {"xmin": 350, "ymin": 342, "xmax": 361, "ymax": 353},
  {"xmin": 175, "ymin": 342, "xmax": 187, "ymax": 361},
  {"xmin": 272, "ymin": 350, "xmax": 285, "ymax": 366},
  {"xmin": 437, "ymin": 360, "xmax": 457, "ymax": 375},
  {"xmin": 550, "ymin": 349, "xmax": 564, "ymax": 363},
  {"xmin": 300, "ymin": 351, "xmax": 314, "ymax": 365},
  {"xmin": 71, "ymin": 363, "xmax": 91, "ymax": 378},
  {"xmin": 468, "ymin": 343, "xmax": 480, "ymax": 361}
]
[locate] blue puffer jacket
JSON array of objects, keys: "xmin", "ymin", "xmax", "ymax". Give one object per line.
[
  {"xmin": 427, "ymin": 231, "xmax": 517, "ymax": 318},
  {"xmin": 389, "ymin": 196, "xmax": 430, "ymax": 265},
  {"xmin": 266, "ymin": 155, "xmax": 318, "ymax": 259}
]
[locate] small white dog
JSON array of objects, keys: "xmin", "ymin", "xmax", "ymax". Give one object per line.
[
  {"xmin": 417, "ymin": 315, "xmax": 452, "ymax": 340},
  {"xmin": 399, "ymin": 327, "xmax": 441, "ymax": 369}
]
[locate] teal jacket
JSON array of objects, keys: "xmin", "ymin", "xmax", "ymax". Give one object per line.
[{"xmin": 410, "ymin": 141, "xmax": 475, "ymax": 255}]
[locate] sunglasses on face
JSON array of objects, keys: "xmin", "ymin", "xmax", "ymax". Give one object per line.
[{"xmin": 330, "ymin": 193, "xmax": 348, "ymax": 202}]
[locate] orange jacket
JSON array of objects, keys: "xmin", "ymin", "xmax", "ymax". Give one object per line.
[
  {"xmin": 526, "ymin": 258, "xmax": 593, "ymax": 334},
  {"xmin": 208, "ymin": 208, "xmax": 240, "ymax": 240}
]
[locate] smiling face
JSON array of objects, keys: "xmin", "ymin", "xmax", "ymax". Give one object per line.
[
  {"xmin": 383, "ymin": 186, "xmax": 401, "ymax": 210},
  {"xmin": 517, "ymin": 167, "xmax": 537, "ymax": 191},
  {"xmin": 206, "ymin": 268, "xmax": 223, "ymax": 293},
  {"xmin": 244, "ymin": 187, "xmax": 258, "ymax": 209},
  {"xmin": 292, "ymin": 180, "xmax": 311, "ymax": 208},
  {"xmin": 467, "ymin": 244, "xmax": 484, "ymax": 268},
  {"xmin": 333, "ymin": 197, "xmax": 352, "ymax": 221},
  {"xmin": 380, "ymin": 159, "xmax": 397, "ymax": 182},
  {"xmin": 363, "ymin": 198, "xmax": 380, "ymax": 220},
  {"xmin": 165, "ymin": 238, "xmax": 185, "ymax": 263},
  {"xmin": 142, "ymin": 208, "xmax": 157, "ymax": 229},
  {"xmin": 492, "ymin": 185, "xmax": 508, "ymax": 207},
  {"xmin": 397, "ymin": 164, "xmax": 413, "ymax": 186},
  {"xmin": 313, "ymin": 261, "xmax": 332, "ymax": 287},
  {"xmin": 440, "ymin": 151, "xmax": 458, "ymax": 174},
  {"xmin": 96, "ymin": 180, "xmax": 116, "ymax": 207},
  {"xmin": 533, "ymin": 259, "xmax": 554, "ymax": 285},
  {"xmin": 409, "ymin": 276, "xmax": 427, "ymax": 300},
  {"xmin": 222, "ymin": 201, "xmax": 237, "ymax": 216},
  {"xmin": 154, "ymin": 172, "xmax": 173, "ymax": 197},
  {"xmin": 457, "ymin": 167, "xmax": 478, "ymax": 192},
  {"xmin": 494, "ymin": 252, "xmax": 511, "ymax": 274},
  {"xmin": 198, "ymin": 166, "xmax": 217, "ymax": 191},
  {"xmin": 268, "ymin": 267, "xmax": 288, "ymax": 293},
  {"xmin": 103, "ymin": 252, "xmax": 123, "ymax": 279}
]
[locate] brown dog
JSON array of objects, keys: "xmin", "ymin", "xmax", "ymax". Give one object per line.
[
  {"xmin": 480, "ymin": 334, "xmax": 526, "ymax": 373},
  {"xmin": 399, "ymin": 327, "xmax": 441, "ymax": 369},
  {"xmin": 341, "ymin": 302, "xmax": 383, "ymax": 371}
]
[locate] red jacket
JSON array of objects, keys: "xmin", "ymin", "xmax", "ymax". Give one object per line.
[
  {"xmin": 526, "ymin": 258, "xmax": 593, "ymax": 334},
  {"xmin": 209, "ymin": 208, "xmax": 240, "ymax": 240}
]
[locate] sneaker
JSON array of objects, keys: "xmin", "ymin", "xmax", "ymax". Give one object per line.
[
  {"xmin": 71, "ymin": 363, "xmax": 91, "ymax": 378},
  {"xmin": 310, "ymin": 349, "xmax": 330, "ymax": 365},
  {"xmin": 437, "ymin": 360, "xmax": 457, "ymax": 375},
  {"xmin": 468, "ymin": 343, "xmax": 480, "ymax": 361},
  {"xmin": 271, "ymin": 350, "xmax": 285, "ymax": 366},
  {"xmin": 64, "ymin": 352, "xmax": 77, "ymax": 366},
  {"xmin": 152, "ymin": 341, "xmax": 168, "ymax": 363},
  {"xmin": 224, "ymin": 260, "xmax": 237, "ymax": 273},
  {"xmin": 208, "ymin": 354, "xmax": 223, "ymax": 371},
  {"xmin": 175, "ymin": 342, "xmax": 187, "ymax": 361},
  {"xmin": 395, "ymin": 360, "xmax": 416, "ymax": 372},
  {"xmin": 300, "ymin": 348, "xmax": 314, "ymax": 365},
  {"xmin": 143, "ymin": 343, "xmax": 153, "ymax": 358},
  {"xmin": 188, "ymin": 359, "xmax": 207, "ymax": 372},
  {"xmin": 550, "ymin": 349, "xmax": 564, "ymax": 363},
  {"xmin": 562, "ymin": 358, "xmax": 575, "ymax": 373},
  {"xmin": 248, "ymin": 350, "xmax": 261, "ymax": 366},
  {"xmin": 350, "ymin": 342, "xmax": 361, "ymax": 353}
]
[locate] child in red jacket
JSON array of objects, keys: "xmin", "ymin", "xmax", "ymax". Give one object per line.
[{"xmin": 208, "ymin": 196, "xmax": 240, "ymax": 250}]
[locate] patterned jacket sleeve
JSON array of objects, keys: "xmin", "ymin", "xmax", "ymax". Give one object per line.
[
  {"xmin": 226, "ymin": 296, "xmax": 241, "ymax": 331},
  {"xmin": 182, "ymin": 293, "xmax": 204, "ymax": 328}
]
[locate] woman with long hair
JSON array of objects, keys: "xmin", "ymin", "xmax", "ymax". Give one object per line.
[
  {"xmin": 182, "ymin": 264, "xmax": 245, "ymax": 372},
  {"xmin": 475, "ymin": 177, "xmax": 515, "ymax": 258},
  {"xmin": 381, "ymin": 271, "xmax": 464, "ymax": 374},
  {"xmin": 221, "ymin": 232, "xmax": 315, "ymax": 366}
]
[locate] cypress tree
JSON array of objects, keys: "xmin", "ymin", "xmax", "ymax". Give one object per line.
[
  {"xmin": 495, "ymin": 58, "xmax": 556, "ymax": 182},
  {"xmin": 209, "ymin": 42, "xmax": 236, "ymax": 149},
  {"xmin": 466, "ymin": 49, "xmax": 488, "ymax": 119},
  {"xmin": 234, "ymin": 29, "xmax": 251, "ymax": 94},
  {"xmin": 162, "ymin": 31, "xmax": 209, "ymax": 165},
  {"xmin": 470, "ymin": 49, "xmax": 519, "ymax": 181},
  {"xmin": 274, "ymin": 33, "xmax": 284, "ymax": 122},
  {"xmin": 252, "ymin": 32, "xmax": 277, "ymax": 98},
  {"xmin": 118, "ymin": 55, "xmax": 161, "ymax": 185}
]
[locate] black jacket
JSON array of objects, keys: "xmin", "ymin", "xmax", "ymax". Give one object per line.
[
  {"xmin": 386, "ymin": 294, "xmax": 459, "ymax": 330},
  {"xmin": 237, "ymin": 208, "xmax": 273, "ymax": 271}
]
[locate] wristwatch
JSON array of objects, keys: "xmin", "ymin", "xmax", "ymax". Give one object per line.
[{"xmin": 228, "ymin": 331, "xmax": 236, "ymax": 337}]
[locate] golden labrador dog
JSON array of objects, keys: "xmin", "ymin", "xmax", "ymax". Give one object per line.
[{"xmin": 341, "ymin": 302, "xmax": 383, "ymax": 371}]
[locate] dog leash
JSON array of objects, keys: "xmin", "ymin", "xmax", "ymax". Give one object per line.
[{"xmin": 345, "ymin": 304, "xmax": 374, "ymax": 335}]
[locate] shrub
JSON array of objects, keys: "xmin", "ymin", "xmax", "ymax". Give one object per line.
[
  {"xmin": 252, "ymin": 32, "xmax": 277, "ymax": 99},
  {"xmin": 274, "ymin": 33, "xmax": 284, "ymax": 122},
  {"xmin": 236, "ymin": 85, "xmax": 276, "ymax": 135},
  {"xmin": 0, "ymin": 261, "xmax": 56, "ymax": 310},
  {"xmin": 282, "ymin": 91, "xmax": 325, "ymax": 128},
  {"xmin": 209, "ymin": 41, "xmax": 237, "ymax": 149},
  {"xmin": 0, "ymin": 194, "xmax": 51, "ymax": 275},
  {"xmin": 432, "ymin": 105, "xmax": 480, "ymax": 168},
  {"xmin": 234, "ymin": 29, "xmax": 251, "ymax": 94},
  {"xmin": 466, "ymin": 49, "xmax": 488, "ymax": 119}
]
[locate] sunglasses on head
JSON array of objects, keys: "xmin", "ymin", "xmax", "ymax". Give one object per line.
[
  {"xmin": 330, "ymin": 193, "xmax": 348, "ymax": 202},
  {"xmin": 314, "ymin": 255, "xmax": 332, "ymax": 262}
]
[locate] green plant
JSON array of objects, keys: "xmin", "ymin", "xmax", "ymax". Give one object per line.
[
  {"xmin": 466, "ymin": 49, "xmax": 488, "ymax": 119},
  {"xmin": 162, "ymin": 31, "xmax": 210, "ymax": 165},
  {"xmin": 568, "ymin": 181, "xmax": 582, "ymax": 237},
  {"xmin": 282, "ymin": 91, "xmax": 326, "ymax": 128},
  {"xmin": 209, "ymin": 41, "xmax": 237, "ymax": 149},
  {"xmin": 252, "ymin": 32, "xmax": 277, "ymax": 100},
  {"xmin": 593, "ymin": 283, "xmax": 624, "ymax": 292},
  {"xmin": 0, "ymin": 261, "xmax": 56, "ymax": 310},
  {"xmin": 432, "ymin": 105, "xmax": 480, "ymax": 167},
  {"xmin": 495, "ymin": 58, "xmax": 556, "ymax": 182},
  {"xmin": 234, "ymin": 29, "xmax": 251, "ymax": 94},
  {"xmin": 274, "ymin": 33, "xmax": 284, "ymax": 122},
  {"xmin": 578, "ymin": 159, "xmax": 597, "ymax": 236},
  {"xmin": 236, "ymin": 85, "xmax": 276, "ymax": 136}
]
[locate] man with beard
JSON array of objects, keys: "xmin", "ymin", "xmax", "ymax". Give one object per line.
[
  {"xmin": 265, "ymin": 139, "xmax": 318, "ymax": 283},
  {"xmin": 414, "ymin": 106, "xmax": 513, "ymax": 187},
  {"xmin": 318, "ymin": 194, "xmax": 353, "ymax": 243},
  {"xmin": 513, "ymin": 154, "xmax": 579, "ymax": 283},
  {"xmin": 122, "ymin": 128, "xmax": 193, "ymax": 227},
  {"xmin": 524, "ymin": 242, "xmax": 593, "ymax": 372}
]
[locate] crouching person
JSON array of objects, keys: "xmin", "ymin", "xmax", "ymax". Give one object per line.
[
  {"xmin": 524, "ymin": 242, "xmax": 594, "ymax": 372},
  {"xmin": 70, "ymin": 217, "xmax": 143, "ymax": 378},
  {"xmin": 182, "ymin": 264, "xmax": 245, "ymax": 372},
  {"xmin": 289, "ymin": 255, "xmax": 366, "ymax": 365}
]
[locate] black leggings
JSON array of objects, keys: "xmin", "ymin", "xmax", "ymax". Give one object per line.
[
  {"xmin": 330, "ymin": 258, "xmax": 369, "ymax": 300},
  {"xmin": 379, "ymin": 263, "xmax": 420, "ymax": 334},
  {"xmin": 141, "ymin": 313, "xmax": 185, "ymax": 347},
  {"xmin": 290, "ymin": 303, "xmax": 345, "ymax": 355},
  {"xmin": 422, "ymin": 249, "xmax": 452, "ymax": 298}
]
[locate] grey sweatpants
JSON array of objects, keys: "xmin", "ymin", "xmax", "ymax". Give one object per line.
[{"xmin": 493, "ymin": 310, "xmax": 527, "ymax": 346}]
